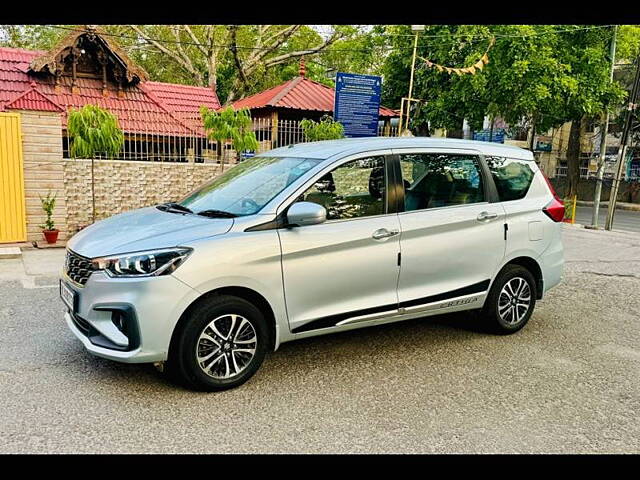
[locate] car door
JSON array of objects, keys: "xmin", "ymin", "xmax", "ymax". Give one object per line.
[
  {"xmin": 277, "ymin": 153, "xmax": 402, "ymax": 334},
  {"xmin": 392, "ymin": 149, "xmax": 506, "ymax": 309}
]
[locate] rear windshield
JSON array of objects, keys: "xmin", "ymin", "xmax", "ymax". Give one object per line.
[{"xmin": 485, "ymin": 157, "xmax": 535, "ymax": 202}]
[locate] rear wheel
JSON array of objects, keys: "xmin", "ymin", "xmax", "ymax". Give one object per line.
[
  {"xmin": 167, "ymin": 295, "xmax": 268, "ymax": 391},
  {"xmin": 482, "ymin": 265, "xmax": 536, "ymax": 334}
]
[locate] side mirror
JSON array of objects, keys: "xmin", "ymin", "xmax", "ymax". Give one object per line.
[{"xmin": 287, "ymin": 202, "xmax": 327, "ymax": 227}]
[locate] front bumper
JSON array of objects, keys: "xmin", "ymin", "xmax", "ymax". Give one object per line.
[{"xmin": 62, "ymin": 270, "xmax": 201, "ymax": 363}]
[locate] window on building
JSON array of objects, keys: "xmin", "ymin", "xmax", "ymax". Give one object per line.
[{"xmin": 585, "ymin": 118, "xmax": 598, "ymax": 133}]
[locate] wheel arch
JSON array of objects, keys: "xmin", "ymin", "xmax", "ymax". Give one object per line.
[
  {"xmin": 169, "ymin": 286, "xmax": 278, "ymax": 358},
  {"xmin": 499, "ymin": 256, "xmax": 544, "ymax": 299}
]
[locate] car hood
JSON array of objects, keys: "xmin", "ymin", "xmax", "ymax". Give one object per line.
[{"xmin": 67, "ymin": 206, "xmax": 234, "ymax": 258}]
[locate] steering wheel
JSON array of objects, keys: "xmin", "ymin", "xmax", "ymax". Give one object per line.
[{"xmin": 241, "ymin": 198, "xmax": 260, "ymax": 211}]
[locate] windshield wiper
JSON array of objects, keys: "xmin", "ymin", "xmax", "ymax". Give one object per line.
[
  {"xmin": 156, "ymin": 202, "xmax": 193, "ymax": 214},
  {"xmin": 196, "ymin": 209, "xmax": 238, "ymax": 218}
]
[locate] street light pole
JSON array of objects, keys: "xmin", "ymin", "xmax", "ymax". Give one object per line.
[
  {"xmin": 605, "ymin": 54, "xmax": 640, "ymax": 231},
  {"xmin": 592, "ymin": 25, "xmax": 618, "ymax": 228}
]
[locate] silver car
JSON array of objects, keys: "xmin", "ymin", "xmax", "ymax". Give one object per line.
[{"xmin": 61, "ymin": 137, "xmax": 565, "ymax": 391}]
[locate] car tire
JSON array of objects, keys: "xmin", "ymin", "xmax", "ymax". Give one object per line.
[
  {"xmin": 167, "ymin": 295, "xmax": 268, "ymax": 392},
  {"xmin": 482, "ymin": 265, "xmax": 537, "ymax": 335}
]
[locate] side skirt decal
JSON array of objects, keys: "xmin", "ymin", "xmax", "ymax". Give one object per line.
[
  {"xmin": 398, "ymin": 279, "xmax": 490, "ymax": 309},
  {"xmin": 290, "ymin": 279, "xmax": 490, "ymax": 334}
]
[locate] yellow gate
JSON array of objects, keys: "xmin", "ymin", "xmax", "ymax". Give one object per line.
[{"xmin": 0, "ymin": 112, "xmax": 26, "ymax": 243}]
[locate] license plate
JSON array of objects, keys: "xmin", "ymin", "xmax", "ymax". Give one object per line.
[{"xmin": 60, "ymin": 280, "xmax": 76, "ymax": 313}]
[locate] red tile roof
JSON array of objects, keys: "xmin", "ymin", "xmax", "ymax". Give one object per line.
[
  {"xmin": 5, "ymin": 82, "xmax": 64, "ymax": 112},
  {"xmin": 231, "ymin": 75, "xmax": 398, "ymax": 118},
  {"xmin": 0, "ymin": 47, "xmax": 221, "ymax": 136},
  {"xmin": 142, "ymin": 81, "xmax": 221, "ymax": 131}
]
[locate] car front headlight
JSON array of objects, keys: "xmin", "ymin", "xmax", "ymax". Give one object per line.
[{"xmin": 91, "ymin": 247, "xmax": 193, "ymax": 278}]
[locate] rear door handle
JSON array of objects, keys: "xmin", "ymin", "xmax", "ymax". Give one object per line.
[
  {"xmin": 372, "ymin": 228, "xmax": 399, "ymax": 240},
  {"xmin": 477, "ymin": 211, "xmax": 498, "ymax": 221}
]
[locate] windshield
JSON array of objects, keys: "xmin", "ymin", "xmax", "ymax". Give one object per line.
[{"xmin": 178, "ymin": 156, "xmax": 322, "ymax": 216}]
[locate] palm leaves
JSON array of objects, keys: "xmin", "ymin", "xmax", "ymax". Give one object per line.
[
  {"xmin": 67, "ymin": 104, "xmax": 124, "ymax": 159},
  {"xmin": 67, "ymin": 105, "xmax": 124, "ymax": 223},
  {"xmin": 201, "ymin": 106, "xmax": 259, "ymax": 170}
]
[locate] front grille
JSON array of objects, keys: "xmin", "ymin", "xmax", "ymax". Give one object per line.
[{"xmin": 65, "ymin": 249, "xmax": 96, "ymax": 286}]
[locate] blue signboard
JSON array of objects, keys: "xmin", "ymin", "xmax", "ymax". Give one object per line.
[
  {"xmin": 473, "ymin": 128, "xmax": 505, "ymax": 143},
  {"xmin": 334, "ymin": 72, "xmax": 382, "ymax": 137}
]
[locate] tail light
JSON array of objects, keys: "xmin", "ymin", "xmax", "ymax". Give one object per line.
[{"xmin": 540, "ymin": 171, "xmax": 565, "ymax": 222}]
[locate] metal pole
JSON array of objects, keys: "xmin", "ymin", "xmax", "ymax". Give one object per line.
[
  {"xmin": 605, "ymin": 53, "xmax": 640, "ymax": 230},
  {"xmin": 592, "ymin": 25, "xmax": 617, "ymax": 228}
]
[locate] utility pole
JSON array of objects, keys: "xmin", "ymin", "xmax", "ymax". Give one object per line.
[
  {"xmin": 591, "ymin": 25, "xmax": 618, "ymax": 228},
  {"xmin": 529, "ymin": 114, "xmax": 537, "ymax": 152},
  {"xmin": 400, "ymin": 25, "xmax": 424, "ymax": 134},
  {"xmin": 605, "ymin": 53, "xmax": 640, "ymax": 230}
]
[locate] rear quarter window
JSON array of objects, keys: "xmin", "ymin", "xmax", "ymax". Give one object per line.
[{"xmin": 485, "ymin": 156, "xmax": 535, "ymax": 201}]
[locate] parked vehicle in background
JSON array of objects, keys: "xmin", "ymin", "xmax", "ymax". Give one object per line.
[{"xmin": 60, "ymin": 137, "xmax": 564, "ymax": 391}]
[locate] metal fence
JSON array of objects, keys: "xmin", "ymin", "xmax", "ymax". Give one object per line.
[
  {"xmin": 251, "ymin": 117, "xmax": 399, "ymax": 152},
  {"xmin": 555, "ymin": 164, "xmax": 640, "ymax": 181},
  {"xmin": 62, "ymin": 117, "xmax": 400, "ymax": 163},
  {"xmin": 62, "ymin": 129, "xmax": 216, "ymax": 164}
]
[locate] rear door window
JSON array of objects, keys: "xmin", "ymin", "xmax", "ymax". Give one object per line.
[
  {"xmin": 399, "ymin": 153, "xmax": 485, "ymax": 211},
  {"xmin": 485, "ymin": 157, "xmax": 535, "ymax": 202}
]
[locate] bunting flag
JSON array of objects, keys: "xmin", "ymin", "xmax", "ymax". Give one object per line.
[{"xmin": 418, "ymin": 37, "xmax": 495, "ymax": 76}]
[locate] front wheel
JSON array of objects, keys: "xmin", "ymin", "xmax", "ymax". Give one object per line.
[
  {"xmin": 167, "ymin": 295, "xmax": 268, "ymax": 391},
  {"xmin": 482, "ymin": 265, "xmax": 537, "ymax": 334}
]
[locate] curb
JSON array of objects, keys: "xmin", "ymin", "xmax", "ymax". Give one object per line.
[
  {"xmin": 0, "ymin": 247, "xmax": 22, "ymax": 259},
  {"xmin": 576, "ymin": 200, "xmax": 640, "ymax": 212}
]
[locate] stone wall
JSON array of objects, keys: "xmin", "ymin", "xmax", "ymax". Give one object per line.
[
  {"xmin": 16, "ymin": 107, "xmax": 227, "ymax": 241},
  {"xmin": 17, "ymin": 110, "xmax": 68, "ymax": 242},
  {"xmin": 63, "ymin": 159, "xmax": 222, "ymax": 235}
]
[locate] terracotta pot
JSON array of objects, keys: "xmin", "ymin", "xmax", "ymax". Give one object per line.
[{"xmin": 43, "ymin": 229, "xmax": 59, "ymax": 244}]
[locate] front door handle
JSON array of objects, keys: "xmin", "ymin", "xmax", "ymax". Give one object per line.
[
  {"xmin": 372, "ymin": 228, "xmax": 399, "ymax": 240},
  {"xmin": 477, "ymin": 211, "xmax": 498, "ymax": 221}
]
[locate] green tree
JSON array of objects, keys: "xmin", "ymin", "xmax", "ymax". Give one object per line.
[
  {"xmin": 201, "ymin": 106, "xmax": 259, "ymax": 170},
  {"xmin": 300, "ymin": 115, "xmax": 345, "ymax": 141},
  {"xmin": 67, "ymin": 104, "xmax": 124, "ymax": 222},
  {"xmin": 0, "ymin": 24, "xmax": 61, "ymax": 49},
  {"xmin": 127, "ymin": 25, "xmax": 349, "ymax": 103},
  {"xmin": 381, "ymin": 25, "xmax": 630, "ymax": 198}
]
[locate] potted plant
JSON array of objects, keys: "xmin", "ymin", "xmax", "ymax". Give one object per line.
[{"xmin": 39, "ymin": 191, "xmax": 59, "ymax": 244}]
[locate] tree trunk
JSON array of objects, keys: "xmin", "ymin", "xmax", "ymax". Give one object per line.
[
  {"xmin": 566, "ymin": 118, "xmax": 583, "ymax": 200},
  {"xmin": 446, "ymin": 119, "xmax": 464, "ymax": 139},
  {"xmin": 91, "ymin": 157, "xmax": 96, "ymax": 223}
]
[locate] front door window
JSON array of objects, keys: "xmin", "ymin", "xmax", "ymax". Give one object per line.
[{"xmin": 298, "ymin": 156, "xmax": 386, "ymax": 220}]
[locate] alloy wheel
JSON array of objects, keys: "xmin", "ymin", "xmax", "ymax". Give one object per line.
[
  {"xmin": 196, "ymin": 314, "xmax": 257, "ymax": 379},
  {"xmin": 498, "ymin": 277, "xmax": 532, "ymax": 325}
]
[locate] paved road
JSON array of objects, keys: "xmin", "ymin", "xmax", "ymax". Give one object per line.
[
  {"xmin": 575, "ymin": 205, "xmax": 640, "ymax": 233},
  {"xmin": 1, "ymin": 226, "xmax": 639, "ymax": 453}
]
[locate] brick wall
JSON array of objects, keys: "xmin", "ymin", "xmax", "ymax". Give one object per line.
[
  {"xmin": 17, "ymin": 110, "xmax": 68, "ymax": 242},
  {"xmin": 63, "ymin": 159, "xmax": 222, "ymax": 235}
]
